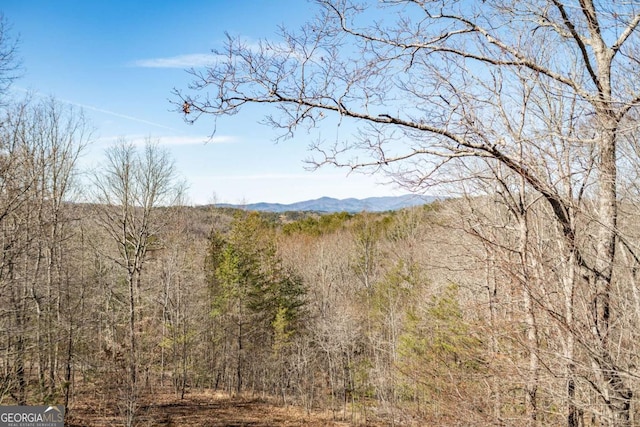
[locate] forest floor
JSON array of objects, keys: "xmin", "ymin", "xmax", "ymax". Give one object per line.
[{"xmin": 66, "ymin": 388, "xmax": 383, "ymax": 426}]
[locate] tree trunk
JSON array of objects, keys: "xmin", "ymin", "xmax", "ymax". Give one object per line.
[
  {"xmin": 518, "ymin": 214, "xmax": 539, "ymax": 426},
  {"xmin": 595, "ymin": 124, "xmax": 632, "ymax": 425},
  {"xmin": 563, "ymin": 250, "xmax": 578, "ymax": 427},
  {"xmin": 128, "ymin": 272, "xmax": 137, "ymax": 388}
]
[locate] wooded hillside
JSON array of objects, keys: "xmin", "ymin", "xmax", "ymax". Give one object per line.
[
  {"xmin": 4, "ymin": 2, "xmax": 640, "ymax": 426},
  {"xmin": 4, "ymin": 182, "xmax": 640, "ymax": 426}
]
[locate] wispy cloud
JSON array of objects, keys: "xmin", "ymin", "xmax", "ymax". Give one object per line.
[
  {"xmin": 96, "ymin": 134, "xmax": 237, "ymax": 146},
  {"xmin": 201, "ymin": 173, "xmax": 346, "ymax": 181},
  {"xmin": 132, "ymin": 36, "xmax": 298, "ymax": 70},
  {"xmin": 132, "ymin": 53, "xmax": 217, "ymax": 69},
  {"xmin": 162, "ymin": 135, "xmax": 237, "ymax": 145}
]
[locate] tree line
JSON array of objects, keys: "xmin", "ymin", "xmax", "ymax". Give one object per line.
[
  {"xmin": 4, "ymin": 90, "xmax": 640, "ymax": 426},
  {"xmin": 3, "ymin": 2, "xmax": 640, "ymax": 426},
  {"xmin": 176, "ymin": 1, "xmax": 640, "ymax": 426}
]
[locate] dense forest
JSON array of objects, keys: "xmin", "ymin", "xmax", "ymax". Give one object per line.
[
  {"xmin": 4, "ymin": 1, "xmax": 640, "ymax": 426},
  {"xmin": 175, "ymin": 1, "xmax": 640, "ymax": 426},
  {"xmin": 2, "ymin": 109, "xmax": 640, "ymax": 425}
]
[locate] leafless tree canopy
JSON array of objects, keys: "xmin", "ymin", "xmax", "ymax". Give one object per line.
[
  {"xmin": 0, "ymin": 14, "xmax": 21, "ymax": 104},
  {"xmin": 176, "ymin": 1, "xmax": 640, "ymax": 425},
  {"xmin": 178, "ymin": 1, "xmax": 639, "ymax": 180},
  {"xmin": 90, "ymin": 140, "xmax": 185, "ymax": 426}
]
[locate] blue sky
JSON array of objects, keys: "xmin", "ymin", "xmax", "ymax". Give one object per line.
[{"xmin": 2, "ymin": 0, "xmax": 404, "ymax": 205}]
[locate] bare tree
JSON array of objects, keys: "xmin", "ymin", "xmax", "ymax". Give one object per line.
[
  {"xmin": 91, "ymin": 139, "xmax": 184, "ymax": 426},
  {"xmin": 27, "ymin": 98, "xmax": 91, "ymax": 405},
  {"xmin": 0, "ymin": 97, "xmax": 90, "ymax": 407},
  {"xmin": 0, "ymin": 14, "xmax": 21, "ymax": 105},
  {"xmin": 177, "ymin": 1, "xmax": 640, "ymax": 425}
]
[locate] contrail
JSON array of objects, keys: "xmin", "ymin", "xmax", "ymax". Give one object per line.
[
  {"xmin": 69, "ymin": 101, "xmax": 178, "ymax": 132},
  {"xmin": 13, "ymin": 87, "xmax": 178, "ymax": 132}
]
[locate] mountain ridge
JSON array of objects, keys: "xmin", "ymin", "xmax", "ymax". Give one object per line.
[{"xmin": 215, "ymin": 195, "xmax": 436, "ymax": 213}]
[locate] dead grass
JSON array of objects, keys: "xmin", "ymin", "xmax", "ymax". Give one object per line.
[{"xmin": 66, "ymin": 388, "xmax": 379, "ymax": 426}]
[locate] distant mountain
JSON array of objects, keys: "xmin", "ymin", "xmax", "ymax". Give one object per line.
[{"xmin": 216, "ymin": 195, "xmax": 437, "ymax": 213}]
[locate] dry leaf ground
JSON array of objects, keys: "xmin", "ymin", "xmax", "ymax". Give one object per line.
[{"xmin": 66, "ymin": 388, "xmax": 383, "ymax": 426}]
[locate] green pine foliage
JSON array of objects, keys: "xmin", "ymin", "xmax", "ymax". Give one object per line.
[
  {"xmin": 282, "ymin": 211, "xmax": 353, "ymax": 236},
  {"xmin": 204, "ymin": 211, "xmax": 307, "ymax": 393},
  {"xmin": 397, "ymin": 283, "xmax": 486, "ymax": 421}
]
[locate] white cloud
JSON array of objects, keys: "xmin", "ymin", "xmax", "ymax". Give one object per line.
[
  {"xmin": 132, "ymin": 53, "xmax": 218, "ymax": 69},
  {"xmin": 96, "ymin": 134, "xmax": 237, "ymax": 146},
  {"xmin": 198, "ymin": 173, "xmax": 349, "ymax": 181},
  {"xmin": 132, "ymin": 37, "xmax": 301, "ymax": 70},
  {"xmin": 172, "ymin": 135, "xmax": 237, "ymax": 145}
]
